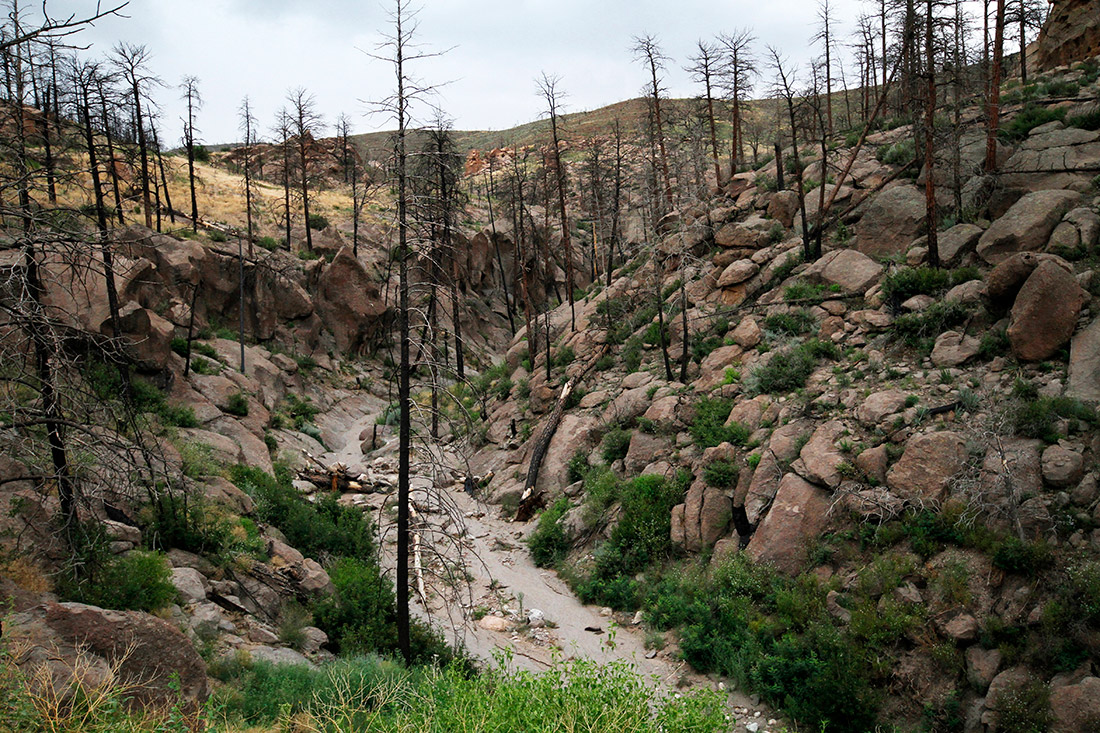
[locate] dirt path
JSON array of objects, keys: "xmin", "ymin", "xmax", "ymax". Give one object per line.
[{"xmin": 317, "ymin": 393, "xmax": 781, "ymax": 731}]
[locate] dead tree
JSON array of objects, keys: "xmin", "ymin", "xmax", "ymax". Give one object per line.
[
  {"xmin": 180, "ymin": 75, "xmax": 202, "ymax": 233},
  {"xmin": 111, "ymin": 43, "xmax": 157, "ymax": 229},
  {"xmin": 633, "ymin": 34, "xmax": 674, "ymax": 212},
  {"xmin": 288, "ymin": 87, "xmax": 323, "ymax": 252},
  {"xmin": 687, "ymin": 40, "xmax": 723, "ymax": 186},
  {"xmin": 537, "ymin": 73, "xmax": 576, "ymax": 331}
]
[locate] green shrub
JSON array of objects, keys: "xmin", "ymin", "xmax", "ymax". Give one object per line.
[
  {"xmin": 979, "ymin": 327, "xmax": 1010, "ymax": 360},
  {"xmin": 225, "ymin": 391, "xmax": 250, "ymax": 416},
  {"xmin": 992, "ymin": 537, "xmax": 1052, "ymax": 575},
  {"xmin": 750, "ymin": 339, "xmax": 838, "ymax": 395},
  {"xmin": 1012, "ymin": 394, "xmax": 1097, "ymax": 441},
  {"xmin": 703, "ymin": 459, "xmax": 739, "ymax": 488},
  {"xmin": 307, "ymin": 213, "xmax": 330, "ymax": 230},
  {"xmin": 998, "ymin": 104, "xmax": 1066, "ymax": 143},
  {"xmin": 209, "ymin": 230, "xmax": 228, "ymax": 243},
  {"xmin": 783, "ymin": 281, "xmax": 830, "ymax": 302},
  {"xmin": 594, "ymin": 354, "xmax": 614, "ymax": 371},
  {"xmin": 528, "ymin": 497, "xmax": 571, "ymax": 568},
  {"xmin": 311, "ymin": 557, "xmax": 394, "ymax": 656},
  {"xmin": 880, "ymin": 266, "xmax": 951, "ymax": 304},
  {"xmin": 601, "ymin": 427, "xmax": 632, "ymax": 463},
  {"xmin": 170, "ymin": 337, "xmax": 218, "ymax": 360},
  {"xmin": 232, "ymin": 465, "xmax": 375, "ymax": 560},
  {"xmin": 193, "ymin": 144, "xmax": 210, "ymax": 162},
  {"xmin": 58, "ymin": 528, "xmax": 176, "ymax": 613},
  {"xmin": 689, "ymin": 397, "xmax": 751, "ymax": 448},
  {"xmin": 1041, "ymin": 79, "xmax": 1079, "ymax": 98},
  {"xmin": 764, "ymin": 309, "xmax": 816, "ymax": 336},
  {"xmin": 567, "ymin": 450, "xmax": 590, "ymax": 483},
  {"xmin": 891, "ymin": 300, "xmax": 970, "ymax": 348},
  {"xmin": 1067, "ymin": 107, "xmax": 1100, "ymax": 131},
  {"xmin": 257, "ymin": 235, "xmax": 280, "ymax": 251},
  {"xmin": 148, "ymin": 492, "xmax": 232, "ymax": 556},
  {"xmin": 876, "ymin": 138, "xmax": 916, "ymax": 166},
  {"xmin": 991, "ymin": 676, "xmax": 1053, "ymax": 733},
  {"xmin": 190, "ymin": 355, "xmax": 222, "ymax": 374}
]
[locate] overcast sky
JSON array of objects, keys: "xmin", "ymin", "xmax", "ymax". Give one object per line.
[{"xmin": 46, "ymin": 0, "xmax": 883, "ymax": 146}]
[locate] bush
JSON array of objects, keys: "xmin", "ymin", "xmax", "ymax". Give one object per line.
[
  {"xmin": 148, "ymin": 492, "xmax": 233, "ymax": 556},
  {"xmin": 880, "ymin": 266, "xmax": 952, "ymax": 305},
  {"xmin": 891, "ymin": 300, "xmax": 970, "ymax": 348},
  {"xmin": 528, "ymin": 497, "xmax": 571, "ymax": 568},
  {"xmin": 999, "ymin": 104, "xmax": 1066, "ymax": 143},
  {"xmin": 232, "ymin": 465, "xmax": 376, "ymax": 560},
  {"xmin": 210, "ymin": 230, "xmax": 228, "ymax": 243},
  {"xmin": 567, "ymin": 450, "xmax": 590, "ymax": 483},
  {"xmin": 307, "ymin": 213, "xmax": 330, "ymax": 230},
  {"xmin": 225, "ymin": 391, "xmax": 250, "ymax": 416},
  {"xmin": 992, "ymin": 537, "xmax": 1051, "ymax": 575},
  {"xmin": 750, "ymin": 339, "xmax": 838, "ymax": 395},
  {"xmin": 703, "ymin": 459, "xmax": 739, "ymax": 488},
  {"xmin": 192, "ymin": 144, "xmax": 210, "ymax": 162},
  {"xmin": 876, "ymin": 138, "xmax": 916, "ymax": 166},
  {"xmin": 689, "ymin": 397, "xmax": 751, "ymax": 448},
  {"xmin": 992, "ymin": 676, "xmax": 1053, "ymax": 733},
  {"xmin": 311, "ymin": 557, "xmax": 396, "ymax": 655},
  {"xmin": 1012, "ymin": 394, "xmax": 1097, "ymax": 441},
  {"xmin": 1067, "ymin": 106, "xmax": 1100, "ymax": 131},
  {"xmin": 601, "ymin": 427, "xmax": 632, "ymax": 462},
  {"xmin": 257, "ymin": 235, "xmax": 281, "ymax": 251},
  {"xmin": 58, "ymin": 527, "xmax": 176, "ymax": 612},
  {"xmin": 764, "ymin": 309, "xmax": 816, "ymax": 336}
]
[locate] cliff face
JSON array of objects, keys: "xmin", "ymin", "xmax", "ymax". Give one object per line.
[{"xmin": 1038, "ymin": 0, "xmax": 1100, "ymax": 70}]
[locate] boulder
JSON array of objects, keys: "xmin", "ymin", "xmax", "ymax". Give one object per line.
[
  {"xmin": 248, "ymin": 646, "xmax": 311, "ymax": 666},
  {"xmin": 746, "ymin": 474, "xmax": 832, "ymax": 574},
  {"xmin": 100, "ymin": 303, "xmax": 175, "ymax": 372},
  {"xmin": 717, "ymin": 259, "xmax": 760, "ymax": 288},
  {"xmin": 937, "ymin": 223, "xmax": 983, "ymax": 265},
  {"xmin": 854, "ymin": 184, "xmax": 926, "ymax": 257},
  {"xmin": 624, "ymin": 432, "xmax": 669, "ymax": 475},
  {"xmin": 886, "ymin": 431, "xmax": 966, "ymax": 502},
  {"xmin": 1050, "ymin": 676, "xmax": 1100, "ymax": 733},
  {"xmin": 170, "ymin": 567, "xmax": 208, "ymax": 604},
  {"xmin": 797, "ymin": 420, "xmax": 848, "ymax": 489},
  {"xmin": 315, "ymin": 246, "xmax": 389, "ymax": 353},
  {"xmin": 5, "ymin": 602, "xmax": 207, "ymax": 708},
  {"xmin": 803, "ymin": 249, "xmax": 884, "ymax": 294},
  {"xmin": 976, "ymin": 190, "xmax": 1082, "ymax": 264},
  {"xmin": 714, "ymin": 223, "xmax": 767, "ymax": 249},
  {"xmin": 931, "ymin": 331, "xmax": 981, "ymax": 367},
  {"xmin": 1036, "ymin": 0, "xmax": 1100, "ymax": 70},
  {"xmin": 1068, "ymin": 317, "xmax": 1100, "ymax": 402},
  {"xmin": 1007, "ymin": 259, "xmax": 1086, "ymax": 361},
  {"xmin": 938, "ymin": 612, "xmax": 979, "ymax": 642},
  {"xmin": 854, "ymin": 444, "xmax": 889, "ymax": 485},
  {"xmin": 536, "ymin": 414, "xmax": 599, "ymax": 495},
  {"xmin": 1042, "ymin": 445, "xmax": 1085, "ymax": 489},
  {"xmin": 768, "ymin": 190, "xmax": 800, "ymax": 228},
  {"xmin": 730, "ymin": 317, "xmax": 763, "ymax": 348},
  {"xmin": 966, "ymin": 647, "xmax": 1002, "ymax": 692},
  {"xmin": 985, "ymin": 251, "xmax": 1046, "ymax": 311},
  {"xmin": 856, "ymin": 390, "xmax": 908, "ymax": 426}
]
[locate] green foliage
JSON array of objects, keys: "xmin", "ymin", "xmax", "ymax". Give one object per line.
[
  {"xmin": 600, "ymin": 426, "xmax": 632, "ymax": 463},
  {"xmin": 1011, "ymin": 392, "xmax": 1097, "ymax": 442},
  {"xmin": 311, "ymin": 558, "xmax": 395, "ymax": 656},
  {"xmin": 689, "ymin": 397, "xmax": 751, "ymax": 448},
  {"xmin": 880, "ymin": 266, "xmax": 949, "ymax": 304},
  {"xmin": 876, "ymin": 138, "xmax": 916, "ymax": 166},
  {"xmin": 979, "ymin": 327, "xmax": 1010, "ymax": 360},
  {"xmin": 783, "ymin": 281, "xmax": 831, "ymax": 302},
  {"xmin": 232, "ymin": 465, "xmax": 375, "ymax": 560},
  {"xmin": 209, "ymin": 230, "xmax": 228, "ymax": 243},
  {"xmin": 891, "ymin": 301, "xmax": 970, "ymax": 348},
  {"xmin": 567, "ymin": 449, "xmax": 590, "ymax": 483},
  {"xmin": 148, "ymin": 493, "xmax": 232, "ymax": 556},
  {"xmin": 991, "ymin": 677, "xmax": 1053, "ymax": 733},
  {"xmin": 702, "ymin": 459, "xmax": 739, "ymax": 489},
  {"xmin": 553, "ymin": 345, "xmax": 575, "ymax": 367},
  {"xmin": 528, "ymin": 497, "xmax": 571, "ymax": 568},
  {"xmin": 307, "ymin": 213, "xmax": 330, "ymax": 230},
  {"xmin": 1067, "ymin": 107, "xmax": 1100, "ymax": 131},
  {"xmin": 622, "ymin": 336, "xmax": 644, "ymax": 373},
  {"xmin": 750, "ymin": 339, "xmax": 839, "ymax": 395},
  {"xmin": 257, "ymin": 235, "xmax": 281, "ymax": 251},
  {"xmin": 192, "ymin": 144, "xmax": 210, "ymax": 162},
  {"xmin": 190, "ymin": 355, "xmax": 222, "ymax": 375},
  {"xmin": 992, "ymin": 537, "xmax": 1052, "ymax": 575},
  {"xmin": 998, "ymin": 104, "xmax": 1066, "ymax": 143},
  {"xmin": 57, "ymin": 526, "xmax": 175, "ymax": 612},
  {"xmin": 222, "ymin": 656, "xmax": 726, "ymax": 732},
  {"xmin": 170, "ymin": 337, "xmax": 218, "ymax": 360},
  {"xmin": 594, "ymin": 354, "xmax": 614, "ymax": 371},
  {"xmin": 763, "ymin": 309, "xmax": 816, "ymax": 336},
  {"xmin": 225, "ymin": 391, "xmax": 250, "ymax": 416}
]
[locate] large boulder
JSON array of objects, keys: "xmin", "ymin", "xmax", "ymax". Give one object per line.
[
  {"xmin": 746, "ymin": 473, "xmax": 831, "ymax": 574},
  {"xmin": 857, "ymin": 390, "xmax": 908, "ymax": 426},
  {"xmin": 803, "ymin": 248, "xmax": 884, "ymax": 294},
  {"xmin": 1007, "ymin": 259, "xmax": 1086, "ymax": 361},
  {"xmin": 931, "ymin": 331, "xmax": 981, "ymax": 367},
  {"xmin": 854, "ymin": 184, "xmax": 926, "ymax": 257},
  {"xmin": 5, "ymin": 602, "xmax": 208, "ymax": 708},
  {"xmin": 1037, "ymin": 0, "xmax": 1100, "ymax": 70},
  {"xmin": 315, "ymin": 246, "xmax": 389, "ymax": 353},
  {"xmin": 797, "ymin": 420, "xmax": 847, "ymax": 489},
  {"xmin": 1068, "ymin": 317, "xmax": 1100, "ymax": 402},
  {"xmin": 985, "ymin": 251, "xmax": 1045, "ymax": 312},
  {"xmin": 100, "ymin": 302, "xmax": 175, "ymax": 372},
  {"xmin": 767, "ymin": 190, "xmax": 800, "ymax": 228},
  {"xmin": 535, "ymin": 414, "xmax": 599, "ymax": 495},
  {"xmin": 937, "ymin": 223, "xmax": 984, "ymax": 266},
  {"xmin": 1050, "ymin": 676, "xmax": 1100, "ymax": 733},
  {"xmin": 886, "ymin": 431, "xmax": 967, "ymax": 502},
  {"xmin": 976, "ymin": 190, "xmax": 1082, "ymax": 264}
]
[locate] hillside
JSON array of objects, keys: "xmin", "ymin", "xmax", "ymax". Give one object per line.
[{"xmin": 4, "ymin": 4, "xmax": 1100, "ymax": 733}]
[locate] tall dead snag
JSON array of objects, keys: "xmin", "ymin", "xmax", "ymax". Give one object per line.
[
  {"xmin": 924, "ymin": 0, "xmax": 940, "ymax": 267},
  {"xmin": 288, "ymin": 88, "xmax": 322, "ymax": 252},
  {"xmin": 687, "ymin": 40, "xmax": 723, "ymax": 187},
  {"xmin": 274, "ymin": 108, "xmax": 293, "ymax": 247},
  {"xmin": 239, "ymin": 96, "xmax": 257, "ymax": 257},
  {"xmin": 516, "ymin": 344, "xmax": 610, "ymax": 522},
  {"xmin": 813, "ymin": 0, "xmax": 835, "ymax": 137},
  {"xmin": 718, "ymin": 30, "xmax": 756, "ymax": 179},
  {"xmin": 111, "ymin": 43, "xmax": 155, "ymax": 229},
  {"xmin": 633, "ymin": 34, "xmax": 674, "ymax": 212},
  {"xmin": 985, "ymin": 0, "xmax": 1006, "ymax": 173},
  {"xmin": 180, "ymin": 75, "xmax": 202, "ymax": 233},
  {"xmin": 769, "ymin": 48, "xmax": 812, "ymax": 261},
  {"xmin": 536, "ymin": 73, "xmax": 575, "ymax": 330}
]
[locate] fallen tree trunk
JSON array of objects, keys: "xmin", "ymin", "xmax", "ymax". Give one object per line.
[{"xmin": 515, "ymin": 343, "xmax": 609, "ymax": 522}]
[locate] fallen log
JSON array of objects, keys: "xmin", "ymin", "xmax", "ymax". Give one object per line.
[
  {"xmin": 296, "ymin": 452, "xmax": 365, "ymax": 493},
  {"xmin": 515, "ymin": 344, "xmax": 609, "ymax": 522}
]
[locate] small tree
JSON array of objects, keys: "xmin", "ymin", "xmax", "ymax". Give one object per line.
[{"xmin": 288, "ymin": 87, "xmax": 323, "ymax": 252}]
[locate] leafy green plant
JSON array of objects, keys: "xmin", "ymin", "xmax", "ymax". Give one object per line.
[
  {"xmin": 998, "ymin": 104, "xmax": 1066, "ymax": 142},
  {"xmin": 225, "ymin": 391, "xmax": 250, "ymax": 417},
  {"xmin": 750, "ymin": 339, "xmax": 839, "ymax": 395},
  {"xmin": 689, "ymin": 397, "xmax": 751, "ymax": 448},
  {"xmin": 601, "ymin": 427, "xmax": 632, "ymax": 463},
  {"xmin": 703, "ymin": 459, "xmax": 739, "ymax": 488},
  {"xmin": 529, "ymin": 497, "xmax": 571, "ymax": 568},
  {"xmin": 307, "ymin": 213, "xmax": 330, "ymax": 230},
  {"xmin": 764, "ymin": 309, "xmax": 816, "ymax": 336}
]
